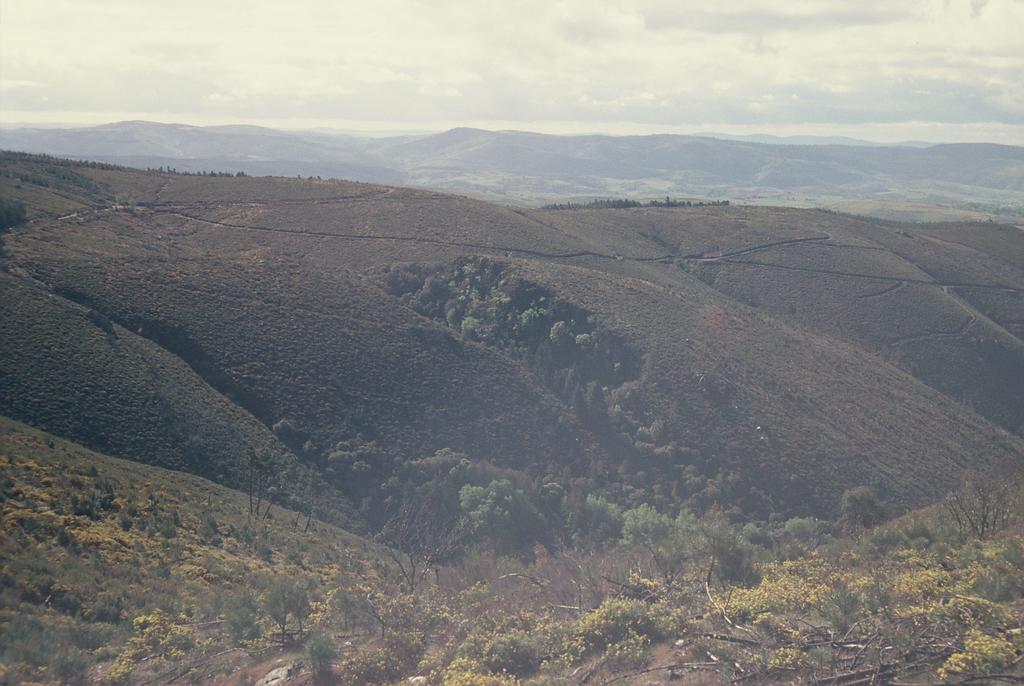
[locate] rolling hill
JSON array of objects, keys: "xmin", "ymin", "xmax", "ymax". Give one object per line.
[
  {"xmin": 2, "ymin": 122, "xmax": 1022, "ymax": 221},
  {"xmin": 1, "ymin": 151, "xmax": 1022, "ymax": 524}
]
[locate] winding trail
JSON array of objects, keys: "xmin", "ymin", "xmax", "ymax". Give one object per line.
[
  {"xmin": 703, "ymin": 258, "xmax": 1023, "ymax": 293},
  {"xmin": 889, "ymin": 314, "xmax": 976, "ymax": 347},
  {"xmin": 47, "ymin": 201, "xmax": 1024, "ymax": 296},
  {"xmin": 858, "ymin": 281, "xmax": 906, "ymax": 299},
  {"xmin": 681, "ymin": 235, "xmax": 831, "ymax": 261},
  {"xmin": 140, "ymin": 186, "xmax": 399, "ymax": 210},
  {"xmin": 154, "ymin": 209, "xmax": 675, "ymax": 263}
]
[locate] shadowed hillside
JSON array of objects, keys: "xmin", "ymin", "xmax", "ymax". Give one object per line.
[{"xmin": 2, "ymin": 152, "xmax": 1022, "ymax": 523}]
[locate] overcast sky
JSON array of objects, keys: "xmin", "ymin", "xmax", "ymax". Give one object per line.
[{"xmin": 1, "ymin": 0, "xmax": 1022, "ymax": 143}]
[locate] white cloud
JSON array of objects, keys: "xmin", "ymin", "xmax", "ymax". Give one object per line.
[{"xmin": 0, "ymin": 0, "xmax": 1021, "ymax": 141}]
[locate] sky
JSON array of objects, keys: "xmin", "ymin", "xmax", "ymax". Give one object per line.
[{"xmin": 1, "ymin": 0, "xmax": 1023, "ymax": 143}]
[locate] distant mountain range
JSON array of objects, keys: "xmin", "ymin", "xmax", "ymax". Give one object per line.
[
  {"xmin": 692, "ymin": 132, "xmax": 933, "ymax": 147},
  {"xmin": 2, "ymin": 121, "xmax": 1023, "ymax": 220}
]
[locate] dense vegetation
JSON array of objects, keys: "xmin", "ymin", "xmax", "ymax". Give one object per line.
[
  {"xmin": 0, "ymin": 198, "xmax": 26, "ymax": 231},
  {"xmin": 541, "ymin": 198, "xmax": 730, "ymax": 210},
  {"xmin": 1, "ymin": 152, "xmax": 1023, "ymax": 682},
  {"xmin": 1, "ymin": 419, "xmax": 1022, "ymax": 685},
  {"xmin": 381, "ymin": 256, "xmax": 642, "ymax": 417}
]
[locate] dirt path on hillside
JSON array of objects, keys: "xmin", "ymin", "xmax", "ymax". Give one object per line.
[
  {"xmin": 706, "ymin": 257, "xmax": 1023, "ymax": 293},
  {"xmin": 140, "ymin": 186, "xmax": 398, "ymax": 209},
  {"xmin": 858, "ymin": 281, "xmax": 906, "ymax": 299},
  {"xmin": 154, "ymin": 209, "xmax": 675, "ymax": 263},
  {"xmin": 683, "ymin": 235, "xmax": 831, "ymax": 261},
  {"xmin": 46, "ymin": 200, "xmax": 1024, "ymax": 295},
  {"xmin": 889, "ymin": 314, "xmax": 976, "ymax": 347}
]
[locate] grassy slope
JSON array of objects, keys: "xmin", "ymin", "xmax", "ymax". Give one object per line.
[
  {"xmin": 0, "ymin": 416, "xmax": 380, "ymax": 685},
  {"xmin": 2, "ymin": 154, "xmax": 1023, "ymax": 518},
  {"xmin": 0, "ymin": 270, "xmax": 368, "ymax": 523},
  {"xmin": 530, "ymin": 206, "xmax": 1024, "ymax": 435}
]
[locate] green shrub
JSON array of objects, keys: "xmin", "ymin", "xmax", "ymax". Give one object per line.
[
  {"xmin": 571, "ymin": 494, "xmax": 623, "ymax": 548},
  {"xmin": 49, "ymin": 647, "xmax": 92, "ymax": 685},
  {"xmin": 481, "ymin": 630, "xmax": 541, "ymax": 677},
  {"xmin": 0, "ymin": 198, "xmax": 26, "ymax": 231},
  {"xmin": 225, "ymin": 592, "xmax": 262, "ymax": 643},
  {"xmin": 340, "ymin": 633, "xmax": 424, "ymax": 685},
  {"xmin": 823, "ymin": 584, "xmax": 862, "ymax": 634}
]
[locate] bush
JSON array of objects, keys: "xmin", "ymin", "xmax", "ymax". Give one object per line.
[
  {"xmin": 840, "ymin": 487, "xmax": 886, "ymax": 531},
  {"xmin": 0, "ymin": 198, "xmax": 26, "ymax": 231},
  {"xmin": 225, "ymin": 591, "xmax": 262, "ymax": 643},
  {"xmin": 49, "ymin": 648, "xmax": 92, "ymax": 685},
  {"xmin": 442, "ymin": 659, "xmax": 519, "ymax": 686},
  {"xmin": 158, "ymin": 516, "xmax": 177, "ymax": 538},
  {"xmin": 340, "ymin": 633, "xmax": 424, "ymax": 685},
  {"xmin": 481, "ymin": 630, "xmax": 541, "ymax": 677},
  {"xmin": 569, "ymin": 599, "xmax": 670, "ymax": 659},
  {"xmin": 570, "ymin": 494, "xmax": 623, "ymax": 548},
  {"xmin": 939, "ymin": 630, "xmax": 1016, "ymax": 679}
]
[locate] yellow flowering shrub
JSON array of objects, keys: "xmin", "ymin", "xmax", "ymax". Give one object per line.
[
  {"xmin": 938, "ymin": 630, "xmax": 1016, "ymax": 679},
  {"xmin": 724, "ymin": 558, "xmax": 836, "ymax": 619},
  {"xmin": 441, "ymin": 658, "xmax": 519, "ymax": 686},
  {"xmin": 565, "ymin": 598, "xmax": 675, "ymax": 661},
  {"xmin": 108, "ymin": 609, "xmax": 197, "ymax": 683},
  {"xmin": 768, "ymin": 647, "xmax": 809, "ymax": 670}
]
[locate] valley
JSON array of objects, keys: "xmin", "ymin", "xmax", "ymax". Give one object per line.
[{"xmin": 1, "ymin": 152, "xmax": 1023, "ymax": 684}]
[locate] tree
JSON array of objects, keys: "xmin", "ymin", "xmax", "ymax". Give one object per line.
[
  {"xmin": 700, "ymin": 511, "xmax": 758, "ymax": 586},
  {"xmin": 459, "ymin": 479, "xmax": 545, "ymax": 555},
  {"xmin": 944, "ymin": 469, "xmax": 1020, "ymax": 539},
  {"xmin": 621, "ymin": 504, "xmax": 700, "ymax": 585},
  {"xmin": 224, "ymin": 588, "xmax": 262, "ymax": 643},
  {"xmin": 840, "ymin": 486, "xmax": 886, "ymax": 531},
  {"xmin": 261, "ymin": 577, "xmax": 312, "ymax": 641},
  {"xmin": 379, "ymin": 493, "xmax": 467, "ymax": 593},
  {"xmin": 247, "ymin": 449, "xmax": 277, "ymax": 522},
  {"xmin": 570, "ymin": 494, "xmax": 623, "ymax": 548},
  {"xmin": 0, "ymin": 198, "xmax": 27, "ymax": 231}
]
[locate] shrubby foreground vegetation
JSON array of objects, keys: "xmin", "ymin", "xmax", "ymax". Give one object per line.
[{"xmin": 1, "ymin": 417, "xmax": 1022, "ymax": 685}]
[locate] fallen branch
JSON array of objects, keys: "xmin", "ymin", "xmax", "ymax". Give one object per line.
[
  {"xmin": 599, "ymin": 661, "xmax": 719, "ymax": 685},
  {"xmin": 497, "ymin": 572, "xmax": 547, "ymax": 588},
  {"xmin": 705, "ymin": 576, "xmax": 759, "ymax": 640},
  {"xmin": 149, "ymin": 648, "xmax": 245, "ymax": 685},
  {"xmin": 701, "ymin": 632, "xmax": 761, "ymax": 647},
  {"xmin": 893, "ymin": 677, "xmax": 1024, "ymax": 686}
]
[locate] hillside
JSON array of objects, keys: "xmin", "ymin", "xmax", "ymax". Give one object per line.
[
  {"xmin": 0, "ymin": 417, "xmax": 382, "ymax": 685},
  {"xmin": 3, "ymin": 418, "xmax": 1023, "ymax": 686},
  {"xmin": 1, "ymin": 152, "xmax": 1022, "ymax": 525},
  {"xmin": 2, "ymin": 123, "xmax": 1022, "ymax": 221}
]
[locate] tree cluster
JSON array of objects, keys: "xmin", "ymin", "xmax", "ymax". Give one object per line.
[{"xmin": 542, "ymin": 197, "xmax": 730, "ymax": 210}]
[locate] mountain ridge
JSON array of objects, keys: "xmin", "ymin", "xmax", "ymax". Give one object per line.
[
  {"xmin": 3, "ymin": 122, "xmax": 1022, "ymax": 221},
  {"xmin": 2, "ymin": 151, "xmax": 1021, "ymax": 526}
]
